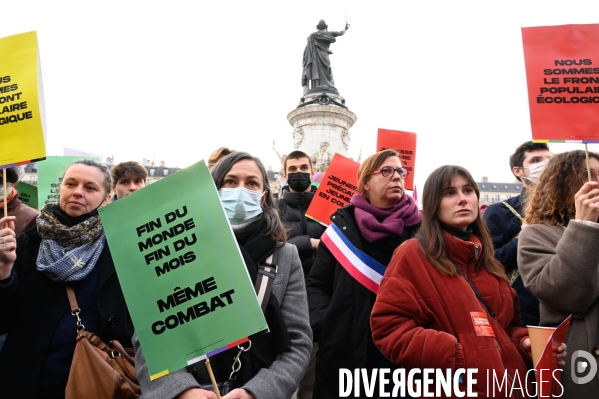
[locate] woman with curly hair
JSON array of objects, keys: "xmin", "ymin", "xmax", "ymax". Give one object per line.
[{"xmin": 518, "ymin": 149, "xmax": 599, "ymax": 397}]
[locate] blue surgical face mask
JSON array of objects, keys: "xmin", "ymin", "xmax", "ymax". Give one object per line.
[{"xmin": 219, "ymin": 187, "xmax": 265, "ymax": 225}]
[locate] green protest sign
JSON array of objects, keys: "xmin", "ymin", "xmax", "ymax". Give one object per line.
[
  {"xmin": 15, "ymin": 181, "xmax": 38, "ymax": 209},
  {"xmin": 99, "ymin": 160, "xmax": 268, "ymax": 380},
  {"xmin": 37, "ymin": 156, "xmax": 100, "ymax": 206}
]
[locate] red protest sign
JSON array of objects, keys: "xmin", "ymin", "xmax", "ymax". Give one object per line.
[
  {"xmin": 530, "ymin": 315, "xmax": 572, "ymax": 398},
  {"xmin": 522, "ymin": 24, "xmax": 599, "ymax": 142},
  {"xmin": 376, "ymin": 129, "xmax": 417, "ymax": 190},
  {"xmin": 305, "ymin": 154, "xmax": 359, "ymax": 226}
]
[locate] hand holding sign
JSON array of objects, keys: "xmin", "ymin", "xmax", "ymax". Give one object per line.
[
  {"xmin": 175, "ymin": 389, "xmax": 217, "ymax": 399},
  {"xmin": 0, "ymin": 216, "xmax": 16, "ymax": 278},
  {"xmin": 527, "ymin": 315, "xmax": 572, "ymax": 397}
]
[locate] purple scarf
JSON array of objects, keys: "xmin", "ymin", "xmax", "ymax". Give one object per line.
[{"xmin": 350, "ymin": 193, "xmax": 421, "ymax": 243}]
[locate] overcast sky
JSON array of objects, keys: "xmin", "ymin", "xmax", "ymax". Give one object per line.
[{"xmin": 3, "ymin": 1, "xmax": 599, "ymax": 191}]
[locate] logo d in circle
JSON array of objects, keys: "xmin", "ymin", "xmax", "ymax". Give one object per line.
[{"xmin": 571, "ymin": 350, "xmax": 598, "ymax": 385}]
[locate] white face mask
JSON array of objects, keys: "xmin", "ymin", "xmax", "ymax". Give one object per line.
[
  {"xmin": 522, "ymin": 159, "xmax": 549, "ymax": 184},
  {"xmin": 219, "ymin": 187, "xmax": 265, "ymax": 225}
]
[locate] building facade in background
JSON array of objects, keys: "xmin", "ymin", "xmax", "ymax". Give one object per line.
[
  {"xmin": 22, "ymin": 159, "xmax": 181, "ymax": 188},
  {"xmin": 477, "ymin": 177, "xmax": 522, "ymax": 206}
]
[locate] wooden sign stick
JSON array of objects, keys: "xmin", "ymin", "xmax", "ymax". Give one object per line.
[
  {"xmin": 3, "ymin": 171, "xmax": 7, "ymax": 222},
  {"xmin": 205, "ymin": 358, "xmax": 222, "ymax": 399},
  {"xmin": 585, "ymin": 144, "xmax": 592, "ymax": 182}
]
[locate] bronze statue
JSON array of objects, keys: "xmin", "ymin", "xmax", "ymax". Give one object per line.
[{"xmin": 302, "ymin": 20, "xmax": 349, "ymax": 95}]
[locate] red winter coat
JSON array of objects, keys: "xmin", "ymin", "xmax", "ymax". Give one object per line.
[{"xmin": 371, "ymin": 232, "xmax": 531, "ymax": 398}]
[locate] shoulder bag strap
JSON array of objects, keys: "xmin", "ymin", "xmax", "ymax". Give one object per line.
[
  {"xmin": 65, "ymin": 285, "xmax": 79, "ymax": 313},
  {"xmin": 501, "ymin": 201, "xmax": 523, "ymax": 286},
  {"xmin": 254, "ymin": 245, "xmax": 280, "ymax": 312},
  {"xmin": 65, "ymin": 286, "xmax": 85, "ymax": 332},
  {"xmin": 501, "ymin": 201, "xmax": 524, "ymax": 222}
]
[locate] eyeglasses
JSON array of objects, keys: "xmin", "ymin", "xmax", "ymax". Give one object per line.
[
  {"xmin": 581, "ymin": 170, "xmax": 599, "ymax": 181},
  {"xmin": 371, "ymin": 166, "xmax": 409, "ymax": 179}
]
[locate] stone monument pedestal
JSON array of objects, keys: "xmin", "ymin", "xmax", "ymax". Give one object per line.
[{"xmin": 287, "ymin": 92, "xmax": 357, "ymax": 171}]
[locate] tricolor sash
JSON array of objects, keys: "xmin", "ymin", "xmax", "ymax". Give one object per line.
[{"xmin": 321, "ymin": 223, "xmax": 386, "ymax": 293}]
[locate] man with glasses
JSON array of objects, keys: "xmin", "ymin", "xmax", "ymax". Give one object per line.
[{"xmin": 483, "ymin": 141, "xmax": 551, "ymax": 326}]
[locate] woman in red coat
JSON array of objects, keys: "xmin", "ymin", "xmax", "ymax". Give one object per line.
[{"xmin": 371, "ymin": 165, "xmax": 564, "ymax": 398}]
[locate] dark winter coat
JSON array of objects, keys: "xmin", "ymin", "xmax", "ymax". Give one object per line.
[
  {"xmin": 483, "ymin": 195, "xmax": 523, "ymax": 273},
  {"xmin": 0, "ymin": 228, "xmax": 134, "ymax": 399},
  {"xmin": 278, "ymin": 186, "xmax": 326, "ymax": 278},
  {"xmin": 306, "ymin": 205, "xmax": 418, "ymax": 398}
]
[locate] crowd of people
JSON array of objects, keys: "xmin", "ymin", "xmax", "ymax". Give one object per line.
[{"xmin": 0, "ymin": 140, "xmax": 595, "ymax": 399}]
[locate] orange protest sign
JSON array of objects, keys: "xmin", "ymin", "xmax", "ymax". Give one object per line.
[
  {"xmin": 522, "ymin": 24, "xmax": 599, "ymax": 142},
  {"xmin": 376, "ymin": 129, "xmax": 417, "ymax": 190},
  {"xmin": 305, "ymin": 154, "xmax": 359, "ymax": 226}
]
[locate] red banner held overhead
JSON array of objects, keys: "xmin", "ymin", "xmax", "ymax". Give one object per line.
[
  {"xmin": 376, "ymin": 129, "xmax": 417, "ymax": 190},
  {"xmin": 522, "ymin": 24, "xmax": 599, "ymax": 142},
  {"xmin": 305, "ymin": 154, "xmax": 360, "ymax": 226}
]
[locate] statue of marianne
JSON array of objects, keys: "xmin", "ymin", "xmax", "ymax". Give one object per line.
[{"xmin": 302, "ymin": 19, "xmax": 349, "ymax": 95}]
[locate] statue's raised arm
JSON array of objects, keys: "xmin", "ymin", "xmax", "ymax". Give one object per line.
[
  {"xmin": 302, "ymin": 19, "xmax": 349, "ymax": 95},
  {"xmin": 331, "ymin": 23, "xmax": 350, "ymax": 37}
]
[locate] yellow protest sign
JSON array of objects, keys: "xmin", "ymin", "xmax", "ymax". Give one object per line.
[{"xmin": 0, "ymin": 31, "xmax": 46, "ymax": 168}]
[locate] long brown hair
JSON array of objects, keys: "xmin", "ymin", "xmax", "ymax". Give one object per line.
[
  {"xmin": 418, "ymin": 165, "xmax": 505, "ymax": 278},
  {"xmin": 525, "ymin": 150, "xmax": 599, "ymax": 226}
]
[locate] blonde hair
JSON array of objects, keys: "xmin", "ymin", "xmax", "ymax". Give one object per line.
[{"xmin": 208, "ymin": 147, "xmax": 235, "ymax": 169}]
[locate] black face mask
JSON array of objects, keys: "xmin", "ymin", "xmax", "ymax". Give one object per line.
[
  {"xmin": 54, "ymin": 206, "xmax": 99, "ymax": 227},
  {"xmin": 287, "ymin": 172, "xmax": 312, "ymax": 192}
]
